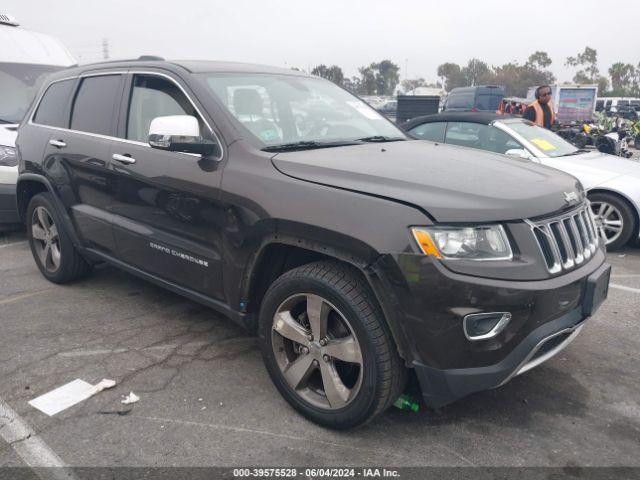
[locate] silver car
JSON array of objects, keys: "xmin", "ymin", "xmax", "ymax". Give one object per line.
[{"xmin": 405, "ymin": 112, "xmax": 640, "ymax": 250}]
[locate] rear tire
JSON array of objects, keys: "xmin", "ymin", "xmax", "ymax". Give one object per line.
[
  {"xmin": 259, "ymin": 261, "xmax": 406, "ymax": 429},
  {"xmin": 26, "ymin": 193, "xmax": 91, "ymax": 283},
  {"xmin": 588, "ymin": 192, "xmax": 636, "ymax": 251}
]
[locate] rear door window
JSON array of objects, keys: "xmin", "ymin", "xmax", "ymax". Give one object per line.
[
  {"xmin": 33, "ymin": 79, "xmax": 75, "ymax": 128},
  {"xmin": 446, "ymin": 93, "xmax": 474, "ymax": 110},
  {"xmin": 409, "ymin": 122, "xmax": 446, "ymax": 142},
  {"xmin": 70, "ymin": 75, "xmax": 123, "ymax": 136},
  {"xmin": 476, "ymin": 94, "xmax": 502, "ymax": 111}
]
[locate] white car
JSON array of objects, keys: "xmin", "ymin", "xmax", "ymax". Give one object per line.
[
  {"xmin": 405, "ymin": 112, "xmax": 640, "ymax": 250},
  {"xmin": 0, "ymin": 13, "xmax": 75, "ymax": 228}
]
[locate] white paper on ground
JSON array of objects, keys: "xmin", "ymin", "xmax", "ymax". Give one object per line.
[
  {"xmin": 121, "ymin": 392, "xmax": 140, "ymax": 405},
  {"xmin": 28, "ymin": 378, "xmax": 116, "ymax": 416}
]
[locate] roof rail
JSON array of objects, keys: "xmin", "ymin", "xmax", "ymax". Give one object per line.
[
  {"xmin": 0, "ymin": 13, "xmax": 19, "ymax": 26},
  {"xmin": 138, "ymin": 55, "xmax": 165, "ymax": 61}
]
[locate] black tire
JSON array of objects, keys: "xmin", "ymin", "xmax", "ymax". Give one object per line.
[
  {"xmin": 588, "ymin": 192, "xmax": 636, "ymax": 251},
  {"xmin": 259, "ymin": 261, "xmax": 406, "ymax": 429},
  {"xmin": 26, "ymin": 192, "xmax": 91, "ymax": 283}
]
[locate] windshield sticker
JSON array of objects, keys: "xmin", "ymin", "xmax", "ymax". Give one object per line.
[
  {"xmin": 259, "ymin": 129, "xmax": 280, "ymax": 142},
  {"xmin": 346, "ymin": 101, "xmax": 380, "ymax": 120},
  {"xmin": 530, "ymin": 138, "xmax": 557, "ymax": 151}
]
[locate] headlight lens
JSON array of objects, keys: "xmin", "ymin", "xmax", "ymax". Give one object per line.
[
  {"xmin": 412, "ymin": 225, "xmax": 512, "ymax": 261},
  {"xmin": 0, "ymin": 146, "xmax": 17, "ymax": 167}
]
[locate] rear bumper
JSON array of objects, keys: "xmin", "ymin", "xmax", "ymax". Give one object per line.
[{"xmin": 0, "ymin": 183, "xmax": 20, "ymax": 225}]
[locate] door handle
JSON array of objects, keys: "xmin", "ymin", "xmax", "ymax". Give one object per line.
[
  {"xmin": 49, "ymin": 139, "xmax": 67, "ymax": 148},
  {"xmin": 112, "ymin": 153, "xmax": 136, "ymax": 165}
]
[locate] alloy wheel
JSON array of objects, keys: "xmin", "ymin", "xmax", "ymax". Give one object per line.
[
  {"xmin": 590, "ymin": 201, "xmax": 623, "ymax": 246},
  {"xmin": 271, "ymin": 293, "xmax": 363, "ymax": 410},
  {"xmin": 31, "ymin": 206, "xmax": 61, "ymax": 272}
]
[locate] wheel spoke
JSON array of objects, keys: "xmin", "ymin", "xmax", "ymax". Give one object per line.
[
  {"xmin": 319, "ymin": 361, "xmax": 350, "ymax": 408},
  {"xmin": 50, "ymin": 243, "xmax": 62, "ymax": 269},
  {"xmin": 597, "ymin": 203, "xmax": 606, "ymax": 217},
  {"xmin": 306, "ymin": 294, "xmax": 329, "ymax": 340},
  {"xmin": 49, "ymin": 223, "xmax": 59, "ymax": 240},
  {"xmin": 273, "ymin": 311, "xmax": 310, "ymax": 345},
  {"xmin": 323, "ymin": 336, "xmax": 362, "ymax": 365},
  {"xmin": 604, "ymin": 225, "xmax": 622, "ymax": 233},
  {"xmin": 32, "ymin": 224, "xmax": 47, "ymax": 241},
  {"xmin": 37, "ymin": 208, "xmax": 50, "ymax": 232},
  {"xmin": 283, "ymin": 354, "xmax": 315, "ymax": 389},
  {"xmin": 40, "ymin": 243, "xmax": 51, "ymax": 268}
]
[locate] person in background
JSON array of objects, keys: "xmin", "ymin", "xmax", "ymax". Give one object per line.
[{"xmin": 524, "ymin": 85, "xmax": 555, "ymax": 129}]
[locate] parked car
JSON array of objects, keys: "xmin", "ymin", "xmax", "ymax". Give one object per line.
[
  {"xmin": 0, "ymin": 13, "xmax": 75, "ymax": 230},
  {"xmin": 16, "ymin": 59, "xmax": 610, "ymax": 429},
  {"xmin": 443, "ymin": 85, "xmax": 505, "ymax": 112},
  {"xmin": 404, "ymin": 112, "xmax": 640, "ymax": 250}
]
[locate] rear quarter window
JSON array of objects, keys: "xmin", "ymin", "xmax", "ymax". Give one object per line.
[{"xmin": 33, "ymin": 79, "xmax": 75, "ymax": 128}]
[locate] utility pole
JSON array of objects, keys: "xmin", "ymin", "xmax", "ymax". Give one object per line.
[{"xmin": 102, "ymin": 38, "xmax": 110, "ymax": 60}]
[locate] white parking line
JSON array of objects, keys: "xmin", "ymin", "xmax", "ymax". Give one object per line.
[
  {"xmin": 610, "ymin": 283, "xmax": 640, "ymax": 294},
  {"xmin": 0, "ymin": 241, "xmax": 27, "ymax": 249},
  {"xmin": 58, "ymin": 341, "xmax": 213, "ymax": 357},
  {"xmin": 0, "ymin": 289, "xmax": 54, "ymax": 306},
  {"xmin": 0, "ymin": 396, "xmax": 77, "ymax": 479}
]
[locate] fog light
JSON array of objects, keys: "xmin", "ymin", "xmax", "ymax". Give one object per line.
[{"xmin": 463, "ymin": 312, "xmax": 512, "ymax": 341}]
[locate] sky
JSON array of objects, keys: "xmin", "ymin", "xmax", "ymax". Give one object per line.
[{"xmin": 4, "ymin": 0, "xmax": 639, "ymax": 83}]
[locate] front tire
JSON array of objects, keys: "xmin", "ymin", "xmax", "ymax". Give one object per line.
[
  {"xmin": 27, "ymin": 193, "xmax": 91, "ymax": 283},
  {"xmin": 589, "ymin": 192, "xmax": 636, "ymax": 250},
  {"xmin": 259, "ymin": 261, "xmax": 406, "ymax": 429}
]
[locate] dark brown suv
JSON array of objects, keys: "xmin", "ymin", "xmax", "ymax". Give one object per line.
[{"xmin": 15, "ymin": 59, "xmax": 610, "ymax": 429}]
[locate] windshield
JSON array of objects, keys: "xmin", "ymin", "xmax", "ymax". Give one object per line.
[
  {"xmin": 200, "ymin": 73, "xmax": 405, "ymax": 147},
  {"xmin": 0, "ymin": 63, "xmax": 63, "ymax": 124},
  {"xmin": 502, "ymin": 120, "xmax": 579, "ymax": 158}
]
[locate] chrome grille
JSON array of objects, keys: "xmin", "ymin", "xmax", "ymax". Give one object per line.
[{"xmin": 529, "ymin": 205, "xmax": 600, "ymax": 274}]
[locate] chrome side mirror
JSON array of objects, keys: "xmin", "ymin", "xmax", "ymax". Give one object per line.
[
  {"xmin": 505, "ymin": 148, "xmax": 531, "ymax": 160},
  {"xmin": 148, "ymin": 115, "xmax": 220, "ymax": 156}
]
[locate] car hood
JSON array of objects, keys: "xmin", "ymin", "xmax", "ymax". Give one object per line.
[
  {"xmin": 540, "ymin": 150, "xmax": 640, "ymax": 189},
  {"xmin": 271, "ymin": 140, "xmax": 583, "ymax": 222},
  {"xmin": 0, "ymin": 124, "xmax": 18, "ymax": 147}
]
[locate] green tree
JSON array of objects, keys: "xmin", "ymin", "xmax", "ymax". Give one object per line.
[
  {"xmin": 311, "ymin": 64, "xmax": 345, "ymax": 85},
  {"xmin": 608, "ymin": 62, "xmax": 636, "ymax": 92},
  {"xmin": 566, "ymin": 47, "xmax": 600, "ymax": 83},
  {"xmin": 400, "ymin": 78, "xmax": 427, "ymax": 93},
  {"xmin": 357, "ymin": 65, "xmax": 377, "ymax": 95},
  {"xmin": 461, "ymin": 58, "xmax": 492, "ymax": 86},
  {"xmin": 437, "ymin": 62, "xmax": 463, "ymax": 91},
  {"xmin": 356, "ymin": 60, "xmax": 400, "ymax": 95},
  {"xmin": 526, "ymin": 51, "xmax": 553, "ymax": 70}
]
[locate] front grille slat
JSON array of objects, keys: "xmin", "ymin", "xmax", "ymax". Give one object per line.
[{"xmin": 529, "ymin": 205, "xmax": 600, "ymax": 274}]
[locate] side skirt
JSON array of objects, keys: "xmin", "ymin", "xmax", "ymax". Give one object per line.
[{"xmin": 85, "ymin": 248, "xmax": 248, "ymax": 330}]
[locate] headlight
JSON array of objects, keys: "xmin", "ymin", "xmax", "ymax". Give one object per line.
[
  {"xmin": 0, "ymin": 146, "xmax": 17, "ymax": 167},
  {"xmin": 411, "ymin": 225, "xmax": 512, "ymax": 261}
]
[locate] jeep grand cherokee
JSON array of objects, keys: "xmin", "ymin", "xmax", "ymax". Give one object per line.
[{"xmin": 15, "ymin": 59, "xmax": 611, "ymax": 429}]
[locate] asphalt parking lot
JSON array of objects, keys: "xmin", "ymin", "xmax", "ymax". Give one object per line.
[{"xmin": 1, "ymin": 230, "xmax": 639, "ymax": 471}]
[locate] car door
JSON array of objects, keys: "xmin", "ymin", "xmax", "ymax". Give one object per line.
[
  {"xmin": 108, "ymin": 72, "xmax": 226, "ymax": 300},
  {"xmin": 39, "ymin": 73, "xmax": 125, "ymax": 254}
]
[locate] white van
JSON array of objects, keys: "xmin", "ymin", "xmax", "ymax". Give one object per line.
[{"xmin": 0, "ymin": 14, "xmax": 75, "ymax": 228}]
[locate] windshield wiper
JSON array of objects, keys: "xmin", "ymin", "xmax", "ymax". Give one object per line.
[
  {"xmin": 0, "ymin": 118, "xmax": 15, "ymax": 125},
  {"xmin": 564, "ymin": 148, "xmax": 590, "ymax": 156},
  {"xmin": 355, "ymin": 135, "xmax": 406, "ymax": 143},
  {"xmin": 261, "ymin": 140, "xmax": 359, "ymax": 152}
]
